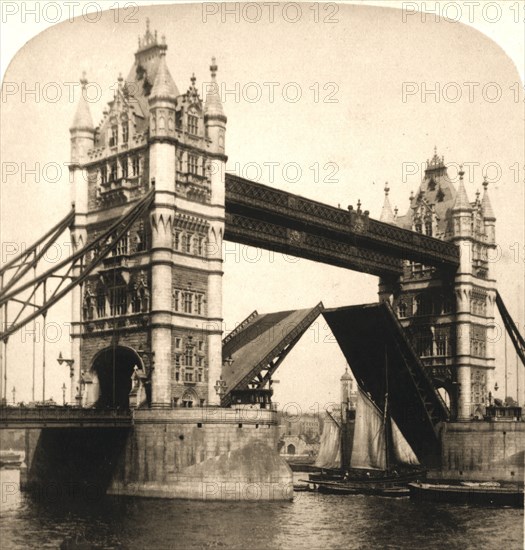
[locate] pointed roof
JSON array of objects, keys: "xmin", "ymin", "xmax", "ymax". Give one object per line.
[
  {"xmin": 149, "ymin": 50, "xmax": 179, "ymax": 101},
  {"xmin": 340, "ymin": 366, "xmax": 352, "ymax": 381},
  {"xmin": 481, "ymin": 179, "xmax": 496, "ymax": 220},
  {"xmin": 452, "ymin": 168, "xmax": 471, "ymax": 212},
  {"xmin": 70, "ymin": 73, "xmax": 94, "ymax": 132},
  {"xmin": 204, "ymin": 57, "xmax": 226, "ymax": 120},
  {"xmin": 380, "ymin": 183, "xmax": 395, "ymax": 224}
]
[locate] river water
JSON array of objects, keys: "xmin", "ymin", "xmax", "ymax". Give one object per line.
[{"xmin": 1, "ymin": 470, "xmax": 523, "ymax": 549}]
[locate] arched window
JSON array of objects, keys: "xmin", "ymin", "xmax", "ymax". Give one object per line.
[{"xmin": 398, "ymin": 302, "xmax": 407, "ymax": 318}]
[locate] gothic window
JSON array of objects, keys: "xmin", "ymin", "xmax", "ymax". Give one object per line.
[
  {"xmin": 196, "ymin": 357, "xmax": 203, "ymax": 367},
  {"xmin": 188, "ymin": 114, "xmax": 199, "ymax": 136},
  {"xmin": 175, "ymin": 354, "xmax": 181, "ymax": 367},
  {"xmin": 185, "ymin": 348, "xmax": 194, "ymax": 367},
  {"xmin": 415, "ymin": 222, "xmax": 422, "ymax": 234},
  {"xmin": 132, "ymin": 156, "xmax": 140, "ymax": 177},
  {"xmin": 131, "ymin": 289, "xmax": 141, "ymax": 313},
  {"xmin": 184, "ymin": 372, "xmax": 194, "ymax": 384},
  {"xmin": 196, "ymin": 236, "xmax": 205, "ymax": 256},
  {"xmin": 188, "ymin": 154, "xmax": 199, "ymax": 175},
  {"xmin": 174, "ymin": 231, "xmax": 181, "ymax": 250},
  {"xmin": 175, "ymin": 338, "xmax": 181, "ymax": 349},
  {"xmin": 83, "ymin": 285, "xmax": 95, "ymax": 320},
  {"xmin": 121, "ymin": 157, "xmax": 128, "ymax": 179},
  {"xmin": 100, "ymin": 165, "xmax": 108, "ymax": 185},
  {"xmin": 197, "ymin": 371, "xmax": 203, "ymax": 382},
  {"xmin": 198, "ymin": 340, "xmax": 204, "ymax": 352},
  {"xmin": 185, "ymin": 234, "xmax": 192, "ymax": 254},
  {"xmin": 174, "ymin": 290, "xmax": 180, "ymax": 311},
  {"xmin": 196, "ymin": 294, "xmax": 203, "ymax": 315},
  {"xmin": 436, "ymin": 337, "xmax": 447, "ymax": 356},
  {"xmin": 113, "ymin": 233, "xmax": 129, "ymax": 256},
  {"xmin": 416, "ymin": 333, "xmax": 433, "ymax": 357},
  {"xmin": 425, "ymin": 220, "xmax": 433, "ymax": 236},
  {"xmin": 96, "ymin": 287, "xmax": 106, "ymax": 318},
  {"xmin": 136, "ymin": 222, "xmax": 147, "ymax": 252},
  {"xmin": 109, "ymin": 286, "xmax": 127, "ymax": 316},
  {"xmin": 398, "ymin": 302, "xmax": 407, "ymax": 318},
  {"xmin": 122, "ymin": 121, "xmax": 129, "ymax": 144},
  {"xmin": 109, "ymin": 125, "xmax": 118, "ymax": 147},
  {"xmin": 110, "ymin": 161, "xmax": 118, "ymax": 182},
  {"xmin": 175, "ymin": 371, "xmax": 180, "ymax": 382},
  {"xmin": 184, "ymin": 292, "xmax": 193, "ymax": 314}
]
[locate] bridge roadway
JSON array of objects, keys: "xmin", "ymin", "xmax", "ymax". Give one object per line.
[
  {"xmin": 224, "ymin": 174, "xmax": 460, "ymax": 278},
  {"xmin": 0, "ymin": 406, "xmax": 132, "ymax": 429}
]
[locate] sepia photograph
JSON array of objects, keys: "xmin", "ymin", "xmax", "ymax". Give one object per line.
[{"xmin": 0, "ymin": 1, "xmax": 524, "ymax": 548}]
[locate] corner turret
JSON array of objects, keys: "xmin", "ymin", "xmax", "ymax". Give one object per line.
[
  {"xmin": 148, "ymin": 48, "xmax": 178, "ymax": 140},
  {"xmin": 452, "ymin": 167, "xmax": 472, "ymax": 238},
  {"xmin": 70, "ymin": 73, "xmax": 95, "ymax": 165},
  {"xmin": 481, "ymin": 178, "xmax": 496, "ymax": 243},
  {"xmin": 204, "ymin": 58, "xmax": 227, "ymax": 156}
]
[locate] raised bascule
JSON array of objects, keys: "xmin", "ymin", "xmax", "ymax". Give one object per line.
[{"xmin": 1, "ymin": 23, "xmax": 524, "ymax": 499}]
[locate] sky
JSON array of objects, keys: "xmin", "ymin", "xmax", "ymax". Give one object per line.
[{"xmin": 0, "ymin": 1, "xmax": 524, "ymax": 410}]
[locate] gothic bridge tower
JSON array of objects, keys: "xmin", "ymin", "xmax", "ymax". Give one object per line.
[
  {"xmin": 378, "ymin": 149, "xmax": 497, "ymax": 420},
  {"xmin": 68, "ymin": 22, "xmax": 227, "ymax": 409}
]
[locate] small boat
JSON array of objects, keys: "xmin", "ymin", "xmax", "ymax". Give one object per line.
[{"xmin": 408, "ymin": 482, "xmax": 524, "ymax": 508}]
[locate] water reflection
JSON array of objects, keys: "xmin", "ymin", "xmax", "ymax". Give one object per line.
[{"xmin": 0, "ymin": 472, "xmax": 522, "ymax": 549}]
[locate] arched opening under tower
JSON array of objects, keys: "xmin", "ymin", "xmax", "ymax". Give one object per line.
[{"xmin": 91, "ymin": 346, "xmax": 143, "ymax": 409}]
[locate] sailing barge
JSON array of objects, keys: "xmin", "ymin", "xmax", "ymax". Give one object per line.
[{"xmin": 310, "ymin": 362, "xmax": 424, "ymax": 497}]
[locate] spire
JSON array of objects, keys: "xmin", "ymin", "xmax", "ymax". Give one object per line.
[
  {"xmin": 204, "ymin": 57, "xmax": 226, "ymax": 120},
  {"xmin": 70, "ymin": 73, "xmax": 94, "ymax": 131},
  {"xmin": 452, "ymin": 166, "xmax": 471, "ymax": 212},
  {"xmin": 380, "ymin": 183, "xmax": 395, "ymax": 224},
  {"xmin": 149, "ymin": 50, "xmax": 179, "ymax": 102},
  {"xmin": 481, "ymin": 178, "xmax": 496, "ymax": 220}
]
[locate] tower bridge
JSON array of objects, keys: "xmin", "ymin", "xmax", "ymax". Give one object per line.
[{"xmin": 1, "ymin": 23, "xmax": 524, "ymax": 499}]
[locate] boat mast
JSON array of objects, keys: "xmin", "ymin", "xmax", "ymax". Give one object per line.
[{"xmin": 384, "ymin": 343, "xmax": 392, "ymax": 473}]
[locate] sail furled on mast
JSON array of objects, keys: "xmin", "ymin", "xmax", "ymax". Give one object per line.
[{"xmin": 315, "ymin": 411, "xmax": 341, "ymax": 470}]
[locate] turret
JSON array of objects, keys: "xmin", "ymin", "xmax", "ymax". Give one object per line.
[
  {"xmin": 481, "ymin": 178, "xmax": 496, "ymax": 243},
  {"xmin": 204, "ymin": 58, "xmax": 227, "ymax": 156},
  {"xmin": 148, "ymin": 48, "xmax": 178, "ymax": 141},
  {"xmin": 380, "ymin": 183, "xmax": 395, "ymax": 224},
  {"xmin": 69, "ymin": 73, "xmax": 95, "ymax": 166},
  {"xmin": 452, "ymin": 167, "xmax": 472, "ymax": 238}
]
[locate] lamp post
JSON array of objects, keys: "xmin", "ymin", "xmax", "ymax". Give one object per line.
[
  {"xmin": 11, "ymin": 386, "xmax": 15, "ymax": 405},
  {"xmin": 62, "ymin": 383, "xmax": 67, "ymax": 406},
  {"xmin": 57, "ymin": 352, "xmax": 75, "ymax": 404}
]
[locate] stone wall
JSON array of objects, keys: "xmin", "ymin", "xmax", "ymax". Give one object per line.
[
  {"xmin": 431, "ymin": 421, "xmax": 525, "ymax": 483},
  {"xmin": 109, "ymin": 406, "xmax": 293, "ymax": 500}
]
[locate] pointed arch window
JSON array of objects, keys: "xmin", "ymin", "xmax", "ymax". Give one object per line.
[{"xmin": 121, "ymin": 121, "xmax": 129, "ymax": 144}]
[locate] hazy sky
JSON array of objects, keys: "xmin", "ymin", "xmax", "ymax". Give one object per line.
[{"xmin": 1, "ymin": 1, "xmax": 523, "ymax": 409}]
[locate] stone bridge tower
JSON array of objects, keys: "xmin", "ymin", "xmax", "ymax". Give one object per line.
[
  {"xmin": 68, "ymin": 22, "xmax": 227, "ymax": 409},
  {"xmin": 379, "ymin": 150, "xmax": 497, "ymax": 420}
]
